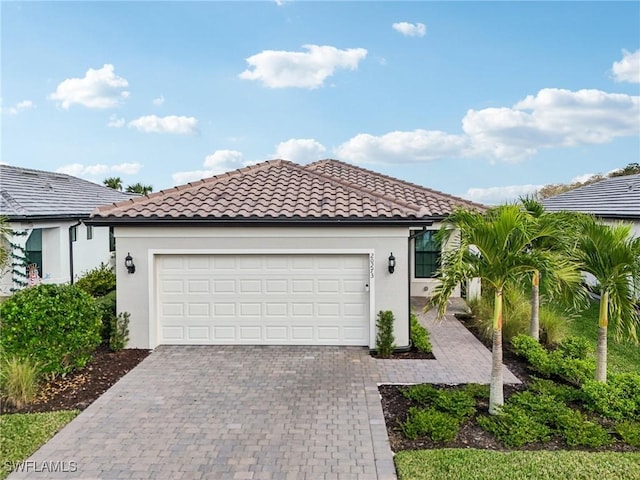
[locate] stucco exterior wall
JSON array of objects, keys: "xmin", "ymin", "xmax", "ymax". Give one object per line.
[
  {"xmin": 0, "ymin": 221, "xmax": 114, "ymax": 294},
  {"xmin": 114, "ymin": 226, "xmax": 412, "ymax": 349}
]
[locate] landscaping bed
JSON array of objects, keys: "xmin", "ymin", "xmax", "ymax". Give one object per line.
[{"xmin": 0, "ymin": 346, "xmax": 149, "ymax": 415}]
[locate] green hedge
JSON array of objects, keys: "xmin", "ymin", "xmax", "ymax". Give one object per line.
[{"xmin": 0, "ymin": 284, "xmax": 102, "ymax": 375}]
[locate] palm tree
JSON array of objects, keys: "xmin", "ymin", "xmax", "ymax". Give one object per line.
[
  {"xmin": 126, "ymin": 183, "xmax": 153, "ymax": 195},
  {"xmin": 519, "ymin": 197, "xmax": 587, "ymax": 340},
  {"xmin": 575, "ymin": 221, "xmax": 640, "ymax": 382},
  {"xmin": 431, "ymin": 205, "xmax": 581, "ymax": 414},
  {"xmin": 103, "ymin": 177, "xmax": 123, "ymax": 191}
]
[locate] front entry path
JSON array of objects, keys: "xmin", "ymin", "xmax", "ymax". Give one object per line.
[{"xmin": 10, "ymin": 308, "xmax": 520, "ymax": 480}]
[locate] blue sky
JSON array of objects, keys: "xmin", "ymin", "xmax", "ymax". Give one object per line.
[{"xmin": 2, "ymin": 1, "xmax": 639, "ymax": 204}]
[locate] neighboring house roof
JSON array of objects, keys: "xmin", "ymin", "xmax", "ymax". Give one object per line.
[
  {"xmin": 90, "ymin": 159, "xmax": 484, "ymax": 226},
  {"xmin": 0, "ymin": 165, "xmax": 136, "ymax": 221},
  {"xmin": 542, "ymin": 173, "xmax": 640, "ymax": 220}
]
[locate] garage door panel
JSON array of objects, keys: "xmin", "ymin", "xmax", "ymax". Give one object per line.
[{"xmin": 157, "ymin": 254, "xmax": 369, "ymax": 345}]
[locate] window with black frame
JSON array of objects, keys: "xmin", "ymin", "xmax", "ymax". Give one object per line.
[{"xmin": 414, "ymin": 230, "xmax": 441, "ymax": 278}]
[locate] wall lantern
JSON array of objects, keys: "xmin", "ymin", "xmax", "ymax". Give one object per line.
[
  {"xmin": 388, "ymin": 252, "xmax": 396, "ymax": 274},
  {"xmin": 125, "ymin": 253, "xmax": 136, "ymax": 274}
]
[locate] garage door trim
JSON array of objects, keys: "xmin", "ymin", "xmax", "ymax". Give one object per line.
[{"xmin": 148, "ymin": 249, "xmax": 376, "ymax": 348}]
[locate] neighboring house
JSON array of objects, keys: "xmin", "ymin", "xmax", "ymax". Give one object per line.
[
  {"xmin": 543, "ymin": 173, "xmax": 640, "ymax": 290},
  {"xmin": 542, "ymin": 173, "xmax": 640, "ymax": 238},
  {"xmin": 0, "ymin": 165, "xmax": 135, "ymax": 294},
  {"xmin": 89, "ymin": 159, "xmax": 485, "ymax": 350}
]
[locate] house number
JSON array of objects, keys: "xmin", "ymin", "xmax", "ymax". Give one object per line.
[{"xmin": 369, "ymin": 253, "xmax": 375, "ymax": 279}]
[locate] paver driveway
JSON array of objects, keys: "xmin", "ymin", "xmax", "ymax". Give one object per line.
[{"xmin": 10, "ymin": 346, "xmax": 395, "ymax": 480}]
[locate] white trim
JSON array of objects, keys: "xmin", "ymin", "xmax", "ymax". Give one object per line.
[{"xmin": 147, "ymin": 248, "xmax": 375, "ymax": 349}]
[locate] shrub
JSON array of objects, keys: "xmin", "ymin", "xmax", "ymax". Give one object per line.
[
  {"xmin": 528, "ymin": 377, "xmax": 585, "ymax": 404},
  {"xmin": 410, "ymin": 314, "xmax": 432, "ymax": 353},
  {"xmin": 94, "ymin": 290, "xmax": 117, "ymax": 343},
  {"xmin": 402, "ymin": 384, "xmax": 440, "ymax": 405},
  {"xmin": 74, "ymin": 262, "xmax": 116, "ymax": 297},
  {"xmin": 616, "ymin": 421, "xmax": 640, "ymax": 447},
  {"xmin": 0, "ymin": 357, "xmax": 40, "ymax": 408},
  {"xmin": 401, "ymin": 407, "xmax": 460, "ymax": 442},
  {"xmin": 556, "ymin": 336, "xmax": 593, "ymax": 360},
  {"xmin": 478, "ymin": 407, "xmax": 552, "ymax": 448},
  {"xmin": 511, "ymin": 334, "xmax": 553, "ymax": 376},
  {"xmin": 433, "ymin": 389, "xmax": 476, "ymax": 420},
  {"xmin": 376, "ymin": 310, "xmax": 396, "ymax": 357},
  {"xmin": 109, "ymin": 312, "xmax": 130, "ymax": 352},
  {"xmin": 556, "ymin": 409, "xmax": 612, "ymax": 448},
  {"xmin": 0, "ymin": 284, "xmax": 102, "ymax": 375},
  {"xmin": 582, "ymin": 373, "xmax": 640, "ymax": 420},
  {"xmin": 462, "ymin": 383, "xmax": 490, "ymax": 400}
]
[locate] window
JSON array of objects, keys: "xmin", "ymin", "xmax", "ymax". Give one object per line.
[
  {"xmin": 26, "ymin": 229, "xmax": 43, "ymax": 276},
  {"xmin": 70, "ymin": 226, "xmax": 77, "ymax": 242},
  {"xmin": 86, "ymin": 225, "xmax": 93, "ymax": 240},
  {"xmin": 414, "ymin": 230, "xmax": 441, "ymax": 278},
  {"xmin": 109, "ymin": 227, "xmax": 115, "ymax": 252}
]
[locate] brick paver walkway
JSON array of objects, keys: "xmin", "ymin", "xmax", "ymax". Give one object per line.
[{"xmin": 9, "ymin": 303, "xmax": 519, "ymax": 480}]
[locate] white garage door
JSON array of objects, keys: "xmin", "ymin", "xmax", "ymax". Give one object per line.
[{"xmin": 156, "ymin": 254, "xmax": 370, "ymax": 345}]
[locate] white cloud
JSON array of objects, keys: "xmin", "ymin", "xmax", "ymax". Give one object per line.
[
  {"xmin": 392, "ymin": 22, "xmax": 426, "ymax": 37},
  {"xmin": 334, "ymin": 129, "xmax": 469, "ymax": 164},
  {"xmin": 612, "ymin": 49, "xmax": 640, "ymax": 83},
  {"xmin": 172, "ymin": 150, "xmax": 251, "ymax": 186},
  {"xmin": 152, "ymin": 95, "xmax": 165, "ymax": 106},
  {"xmin": 274, "ymin": 138, "xmax": 326, "ymax": 163},
  {"xmin": 128, "ymin": 115, "xmax": 198, "ymax": 135},
  {"xmin": 203, "ymin": 149, "xmax": 247, "ymax": 171},
  {"xmin": 239, "ymin": 44, "xmax": 367, "ymax": 89},
  {"xmin": 463, "ymin": 184, "xmax": 543, "ymax": 205},
  {"xmin": 49, "ymin": 64, "xmax": 129, "ymax": 109},
  {"xmin": 1, "ymin": 100, "xmax": 35, "ymax": 115},
  {"xmin": 571, "ymin": 173, "xmax": 597, "ymax": 184},
  {"xmin": 335, "ymin": 88, "xmax": 638, "ymax": 165},
  {"xmin": 107, "ymin": 114, "xmax": 125, "ymax": 128},
  {"xmin": 56, "ymin": 162, "xmax": 141, "ymax": 178},
  {"xmin": 463, "ymin": 88, "xmax": 640, "ymax": 161}
]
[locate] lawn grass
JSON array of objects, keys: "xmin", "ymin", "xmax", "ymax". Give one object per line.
[
  {"xmin": 568, "ymin": 301, "xmax": 640, "ymax": 373},
  {"xmin": 395, "ymin": 449, "xmax": 640, "ymax": 480},
  {"xmin": 0, "ymin": 410, "xmax": 78, "ymax": 480}
]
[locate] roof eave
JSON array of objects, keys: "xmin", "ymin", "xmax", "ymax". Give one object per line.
[
  {"xmin": 3, "ymin": 213, "xmax": 91, "ymax": 222},
  {"xmin": 86, "ymin": 216, "xmax": 439, "ymax": 227}
]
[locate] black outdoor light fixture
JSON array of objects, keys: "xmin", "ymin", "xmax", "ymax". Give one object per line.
[
  {"xmin": 388, "ymin": 252, "xmax": 396, "ymax": 274},
  {"xmin": 125, "ymin": 253, "xmax": 136, "ymax": 274}
]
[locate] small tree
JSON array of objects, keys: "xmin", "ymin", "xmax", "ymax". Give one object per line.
[
  {"xmin": 103, "ymin": 177, "xmax": 123, "ymax": 191},
  {"xmin": 575, "ymin": 221, "xmax": 640, "ymax": 382},
  {"xmin": 376, "ymin": 310, "xmax": 396, "ymax": 357},
  {"xmin": 126, "ymin": 183, "xmax": 153, "ymax": 195}
]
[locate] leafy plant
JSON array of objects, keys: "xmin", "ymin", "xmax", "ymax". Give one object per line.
[
  {"xmin": 0, "ymin": 357, "xmax": 40, "ymax": 409},
  {"xmin": 539, "ymin": 305, "xmax": 571, "ymax": 346},
  {"xmin": 376, "ymin": 310, "xmax": 396, "ymax": 358},
  {"xmin": 433, "ymin": 389, "xmax": 476, "ymax": 420},
  {"xmin": 478, "ymin": 407, "xmax": 552, "ymax": 448},
  {"xmin": 410, "ymin": 313, "xmax": 432, "ymax": 353},
  {"xmin": 462, "ymin": 383, "xmax": 490, "ymax": 400},
  {"xmin": 402, "ymin": 384, "xmax": 440, "ymax": 405},
  {"xmin": 74, "ymin": 263, "xmax": 116, "ymax": 297},
  {"xmin": 94, "ymin": 290, "xmax": 117, "ymax": 343},
  {"xmin": 555, "ymin": 409, "xmax": 612, "ymax": 448},
  {"xmin": 582, "ymin": 373, "xmax": 640, "ymax": 420},
  {"xmin": 616, "ymin": 421, "xmax": 640, "ymax": 447},
  {"xmin": 528, "ymin": 377, "xmax": 584, "ymax": 404},
  {"xmin": 401, "ymin": 407, "xmax": 460, "ymax": 442},
  {"xmin": 109, "ymin": 312, "xmax": 130, "ymax": 352},
  {"xmin": 0, "ymin": 284, "xmax": 102, "ymax": 375},
  {"xmin": 556, "ymin": 336, "xmax": 593, "ymax": 360}
]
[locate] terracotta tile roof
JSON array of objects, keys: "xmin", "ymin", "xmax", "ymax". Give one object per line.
[
  {"xmin": 305, "ymin": 159, "xmax": 485, "ymax": 217},
  {"xmin": 91, "ymin": 159, "xmax": 485, "ymax": 224}
]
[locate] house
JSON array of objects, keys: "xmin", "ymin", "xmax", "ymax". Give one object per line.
[
  {"xmin": 88, "ymin": 159, "xmax": 485, "ymax": 350},
  {"xmin": 0, "ymin": 165, "xmax": 135, "ymax": 294},
  {"xmin": 542, "ymin": 173, "xmax": 640, "ymax": 238}
]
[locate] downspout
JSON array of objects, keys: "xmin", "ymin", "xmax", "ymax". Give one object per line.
[{"xmin": 69, "ymin": 220, "xmax": 82, "ymax": 284}]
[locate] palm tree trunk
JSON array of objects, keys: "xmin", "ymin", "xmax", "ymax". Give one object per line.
[
  {"xmin": 489, "ymin": 289, "xmax": 504, "ymax": 415},
  {"xmin": 529, "ymin": 270, "xmax": 540, "ymax": 341},
  {"xmin": 595, "ymin": 291, "xmax": 609, "ymax": 382}
]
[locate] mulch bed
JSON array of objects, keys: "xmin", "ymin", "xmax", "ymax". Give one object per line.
[
  {"xmin": 1, "ymin": 346, "xmax": 150, "ymax": 415},
  {"xmin": 371, "ymin": 347, "xmax": 436, "ymax": 360}
]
